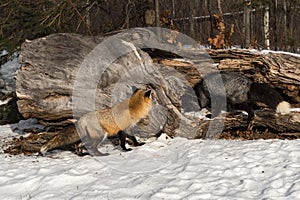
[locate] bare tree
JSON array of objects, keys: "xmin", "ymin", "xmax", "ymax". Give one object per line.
[
  {"xmin": 172, "ymin": 0, "xmax": 175, "ymax": 17},
  {"xmin": 244, "ymin": 0, "xmax": 251, "ymax": 48},
  {"xmin": 123, "ymin": 0, "xmax": 133, "ymax": 29},
  {"xmin": 274, "ymin": 0, "xmax": 278, "ymax": 50},
  {"xmin": 283, "ymin": 0, "xmax": 287, "ymax": 50},
  {"xmin": 189, "ymin": 0, "xmax": 196, "ymax": 38},
  {"xmin": 263, "ymin": 3, "xmax": 270, "ymax": 50},
  {"xmin": 206, "ymin": 0, "xmax": 214, "ymax": 38},
  {"xmin": 155, "ymin": 0, "xmax": 160, "ymax": 27},
  {"xmin": 217, "ymin": 0, "xmax": 223, "ymax": 15}
]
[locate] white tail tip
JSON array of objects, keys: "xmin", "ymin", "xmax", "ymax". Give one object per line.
[{"xmin": 276, "ymin": 101, "xmax": 291, "ymax": 114}]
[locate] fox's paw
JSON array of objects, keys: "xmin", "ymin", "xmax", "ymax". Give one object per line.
[
  {"xmin": 94, "ymin": 152, "xmax": 110, "ymax": 156},
  {"xmin": 99, "ymin": 153, "xmax": 110, "ymax": 156},
  {"xmin": 90, "ymin": 150, "xmax": 109, "ymax": 156},
  {"xmin": 123, "ymin": 148, "xmax": 132, "ymax": 152},
  {"xmin": 136, "ymin": 142, "xmax": 145, "ymax": 146}
]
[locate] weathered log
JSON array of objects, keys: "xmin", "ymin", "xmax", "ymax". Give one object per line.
[
  {"xmin": 17, "ymin": 33, "xmax": 103, "ymax": 120},
  {"xmin": 16, "ymin": 30, "xmax": 300, "ymax": 142},
  {"xmin": 155, "ymin": 59, "xmax": 201, "ymax": 86},
  {"xmin": 250, "ymin": 111, "xmax": 300, "ymax": 133}
]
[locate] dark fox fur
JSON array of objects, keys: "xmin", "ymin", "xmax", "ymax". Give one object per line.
[
  {"xmin": 194, "ymin": 71, "xmax": 290, "ymax": 121},
  {"xmin": 194, "ymin": 71, "xmax": 252, "ymax": 118},
  {"xmin": 249, "ymin": 83, "xmax": 290, "ymax": 115}
]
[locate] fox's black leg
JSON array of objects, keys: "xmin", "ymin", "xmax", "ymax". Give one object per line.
[
  {"xmin": 125, "ymin": 133, "xmax": 145, "ymax": 146},
  {"xmin": 118, "ymin": 131, "xmax": 132, "ymax": 151},
  {"xmin": 234, "ymin": 102, "xmax": 254, "ymax": 123}
]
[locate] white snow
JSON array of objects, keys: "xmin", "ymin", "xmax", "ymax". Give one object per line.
[
  {"xmin": 0, "ymin": 54, "xmax": 19, "ymax": 79},
  {"xmin": 0, "ymin": 54, "xmax": 20, "ymax": 95},
  {"xmin": 247, "ymin": 48, "xmax": 300, "ymax": 58},
  {"xmin": 0, "ymin": 50, "xmax": 8, "ymax": 57},
  {"xmin": 291, "ymin": 108, "xmax": 300, "ymax": 112},
  {"xmin": 0, "ymin": 125, "xmax": 299, "ymax": 199},
  {"xmin": 0, "ymin": 97, "xmax": 12, "ymax": 106},
  {"xmin": 260, "ymin": 50, "xmax": 300, "ymax": 58}
]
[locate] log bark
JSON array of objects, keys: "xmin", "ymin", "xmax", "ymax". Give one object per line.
[
  {"xmin": 195, "ymin": 111, "xmax": 300, "ymax": 139},
  {"xmin": 250, "ymin": 111, "xmax": 300, "ymax": 133},
  {"xmin": 17, "ymin": 33, "xmax": 103, "ymax": 120}
]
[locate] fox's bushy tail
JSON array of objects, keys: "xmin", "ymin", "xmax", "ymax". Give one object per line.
[{"xmin": 40, "ymin": 125, "xmax": 80, "ymax": 154}]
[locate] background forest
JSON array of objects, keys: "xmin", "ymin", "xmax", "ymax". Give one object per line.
[{"xmin": 0, "ymin": 0, "xmax": 300, "ymax": 54}]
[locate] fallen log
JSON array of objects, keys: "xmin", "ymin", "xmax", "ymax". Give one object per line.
[{"xmin": 12, "ymin": 29, "xmax": 300, "ymax": 147}]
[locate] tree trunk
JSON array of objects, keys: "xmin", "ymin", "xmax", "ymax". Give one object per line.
[
  {"xmin": 207, "ymin": 0, "xmax": 214, "ymax": 38},
  {"xmin": 244, "ymin": 0, "xmax": 251, "ymax": 48},
  {"xmin": 155, "ymin": 0, "xmax": 160, "ymax": 28},
  {"xmin": 263, "ymin": 4, "xmax": 270, "ymax": 50},
  {"xmin": 188, "ymin": 0, "xmax": 196, "ymax": 39},
  {"xmin": 124, "ymin": 0, "xmax": 131, "ymax": 29},
  {"xmin": 217, "ymin": 0, "xmax": 223, "ymax": 16},
  {"xmin": 283, "ymin": 0, "xmax": 287, "ymax": 50},
  {"xmin": 154, "ymin": 0, "xmax": 161, "ymax": 40},
  {"xmin": 85, "ymin": 0, "xmax": 91, "ymax": 31},
  {"xmin": 274, "ymin": 0, "xmax": 278, "ymax": 50},
  {"xmin": 171, "ymin": 0, "xmax": 175, "ymax": 18}
]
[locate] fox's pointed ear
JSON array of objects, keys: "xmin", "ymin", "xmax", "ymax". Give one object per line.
[
  {"xmin": 144, "ymin": 90, "xmax": 151, "ymax": 98},
  {"xmin": 132, "ymin": 86, "xmax": 139, "ymax": 93}
]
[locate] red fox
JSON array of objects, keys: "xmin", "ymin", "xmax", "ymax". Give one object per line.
[{"xmin": 40, "ymin": 88, "xmax": 152, "ymax": 156}]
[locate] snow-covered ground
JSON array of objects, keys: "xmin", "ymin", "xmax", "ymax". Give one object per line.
[{"xmin": 0, "ymin": 124, "xmax": 299, "ymax": 200}]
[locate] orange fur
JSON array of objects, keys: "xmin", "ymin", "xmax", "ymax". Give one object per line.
[{"xmin": 41, "ymin": 88, "xmax": 152, "ymax": 155}]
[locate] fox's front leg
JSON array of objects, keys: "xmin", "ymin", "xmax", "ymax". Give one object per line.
[
  {"xmin": 125, "ymin": 133, "xmax": 145, "ymax": 146},
  {"xmin": 117, "ymin": 131, "xmax": 132, "ymax": 151}
]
